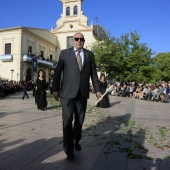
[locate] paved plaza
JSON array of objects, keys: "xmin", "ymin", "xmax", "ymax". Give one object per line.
[{"xmin": 0, "ymin": 91, "xmax": 170, "ymax": 170}]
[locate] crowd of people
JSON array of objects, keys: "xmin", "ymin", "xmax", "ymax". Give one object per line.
[
  {"xmin": 90, "ymin": 80, "xmax": 170, "ymax": 104},
  {"xmin": 1, "ymin": 77, "xmax": 170, "ymax": 106},
  {"xmin": 0, "ymin": 80, "xmax": 22, "ymax": 97},
  {"xmin": 109, "ymin": 81, "xmax": 170, "ymax": 103},
  {"xmin": 0, "ymin": 75, "xmax": 51, "ymax": 107},
  {"xmin": 1, "ymin": 31, "xmax": 169, "ymax": 162}
]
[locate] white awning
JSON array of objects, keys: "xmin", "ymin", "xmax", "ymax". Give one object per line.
[
  {"xmin": 0, "ymin": 54, "xmax": 13, "ymax": 61},
  {"xmin": 22, "ymin": 54, "xmax": 57, "ymax": 67},
  {"xmin": 23, "ymin": 54, "xmax": 32, "ymax": 62},
  {"xmin": 38, "ymin": 59, "xmax": 54, "ymax": 66}
]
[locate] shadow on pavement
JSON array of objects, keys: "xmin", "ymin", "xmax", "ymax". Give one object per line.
[
  {"xmin": 46, "ymin": 105, "xmax": 62, "ymax": 111},
  {"xmin": 0, "ymin": 137, "xmax": 64, "ymax": 170},
  {"xmin": 0, "ymin": 97, "xmax": 169, "ymax": 169},
  {"xmin": 110, "ymin": 101, "xmax": 121, "ymax": 107}
]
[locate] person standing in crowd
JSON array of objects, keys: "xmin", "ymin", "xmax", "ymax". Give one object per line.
[
  {"xmin": 52, "ymin": 32, "xmax": 102, "ymax": 160},
  {"xmin": 36, "ymin": 70, "xmax": 47, "ymax": 111},
  {"xmin": 97, "ymin": 73, "xmax": 110, "ymax": 108},
  {"xmin": 49, "ymin": 69, "xmax": 55, "ymax": 95},
  {"xmin": 21, "ymin": 76, "xmax": 29, "ymax": 100}
]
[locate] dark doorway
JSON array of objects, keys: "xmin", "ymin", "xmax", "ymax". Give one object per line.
[{"xmin": 26, "ymin": 68, "xmax": 32, "ymax": 81}]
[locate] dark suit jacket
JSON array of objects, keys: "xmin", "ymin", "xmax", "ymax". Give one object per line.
[{"xmin": 52, "ymin": 47, "xmax": 99, "ymax": 99}]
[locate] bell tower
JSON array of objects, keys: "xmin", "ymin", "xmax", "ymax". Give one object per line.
[
  {"xmin": 52, "ymin": 0, "xmax": 90, "ymax": 31},
  {"xmin": 60, "ymin": 0, "xmax": 83, "ymax": 18},
  {"xmin": 52, "ymin": 0, "xmax": 95, "ymax": 58}
]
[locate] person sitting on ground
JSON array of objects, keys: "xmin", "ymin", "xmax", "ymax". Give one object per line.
[
  {"xmin": 121, "ymin": 85, "xmax": 127, "ymax": 97},
  {"xmin": 129, "ymin": 85, "xmax": 135, "ymax": 98},
  {"xmin": 133, "ymin": 85, "xmax": 140, "ymax": 98},
  {"xmin": 139, "ymin": 85, "xmax": 148, "ymax": 99},
  {"xmin": 117, "ymin": 85, "xmax": 125, "ymax": 96},
  {"xmin": 163, "ymin": 84, "xmax": 169, "ymax": 103},
  {"xmin": 151, "ymin": 85, "xmax": 159, "ymax": 101},
  {"xmin": 124, "ymin": 85, "xmax": 130, "ymax": 97},
  {"xmin": 145, "ymin": 85, "xmax": 152, "ymax": 100},
  {"xmin": 157, "ymin": 85, "xmax": 165, "ymax": 102}
]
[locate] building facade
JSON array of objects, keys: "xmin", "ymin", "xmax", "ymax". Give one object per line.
[
  {"xmin": 0, "ymin": 0, "xmax": 103, "ymax": 82},
  {"xmin": 0, "ymin": 27, "xmax": 57, "ymax": 81}
]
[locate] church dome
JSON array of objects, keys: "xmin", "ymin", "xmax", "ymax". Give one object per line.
[{"xmin": 93, "ymin": 24, "xmax": 107, "ymax": 40}]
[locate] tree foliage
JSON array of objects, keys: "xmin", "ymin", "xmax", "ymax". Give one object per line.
[
  {"xmin": 151, "ymin": 52, "xmax": 170, "ymax": 81},
  {"xmin": 91, "ymin": 31, "xmax": 154, "ymax": 82}
]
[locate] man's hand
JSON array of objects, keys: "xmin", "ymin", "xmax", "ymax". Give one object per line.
[
  {"xmin": 96, "ymin": 92, "xmax": 103, "ymax": 101},
  {"xmin": 53, "ymin": 92, "xmax": 59, "ymax": 101}
]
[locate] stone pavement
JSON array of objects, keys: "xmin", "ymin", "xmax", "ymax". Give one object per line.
[{"xmin": 0, "ymin": 91, "xmax": 170, "ymax": 170}]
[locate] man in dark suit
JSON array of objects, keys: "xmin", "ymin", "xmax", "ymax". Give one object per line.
[{"xmin": 52, "ymin": 32, "xmax": 102, "ymax": 160}]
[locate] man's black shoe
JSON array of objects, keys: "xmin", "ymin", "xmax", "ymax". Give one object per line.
[
  {"xmin": 66, "ymin": 152, "xmax": 75, "ymax": 160},
  {"xmin": 75, "ymin": 143, "xmax": 81, "ymax": 151}
]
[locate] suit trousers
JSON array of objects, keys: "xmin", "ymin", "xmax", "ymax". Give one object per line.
[{"xmin": 60, "ymin": 90, "xmax": 87, "ymax": 154}]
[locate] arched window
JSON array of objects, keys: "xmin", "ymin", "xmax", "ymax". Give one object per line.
[
  {"xmin": 66, "ymin": 7, "xmax": 70, "ymax": 16},
  {"xmin": 74, "ymin": 6, "xmax": 78, "ymax": 15}
]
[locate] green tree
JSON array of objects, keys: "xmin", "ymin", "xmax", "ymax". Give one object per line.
[
  {"xmin": 120, "ymin": 31, "xmax": 153, "ymax": 82},
  {"xmin": 91, "ymin": 33, "xmax": 124, "ymax": 80},
  {"xmin": 151, "ymin": 52, "xmax": 170, "ymax": 81},
  {"xmin": 91, "ymin": 30, "xmax": 153, "ymax": 83}
]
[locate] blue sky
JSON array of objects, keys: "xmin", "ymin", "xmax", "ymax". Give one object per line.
[{"xmin": 0, "ymin": 0, "xmax": 170, "ymax": 55}]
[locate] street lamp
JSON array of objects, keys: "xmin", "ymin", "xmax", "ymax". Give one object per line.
[
  {"xmin": 11, "ymin": 69, "xmax": 14, "ymax": 81},
  {"xmin": 17, "ymin": 73, "xmax": 19, "ymax": 81}
]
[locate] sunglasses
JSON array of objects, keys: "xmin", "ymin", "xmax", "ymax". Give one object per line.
[{"xmin": 74, "ymin": 38, "xmax": 85, "ymax": 42}]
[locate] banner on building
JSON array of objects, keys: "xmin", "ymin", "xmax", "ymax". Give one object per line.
[{"xmin": 32, "ymin": 57, "xmax": 38, "ymax": 73}]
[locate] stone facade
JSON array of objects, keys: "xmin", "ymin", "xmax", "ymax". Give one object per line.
[{"xmin": 0, "ymin": 0, "xmax": 99, "ymax": 82}]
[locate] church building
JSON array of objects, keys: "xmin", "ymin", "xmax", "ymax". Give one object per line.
[{"xmin": 0, "ymin": 0, "xmax": 104, "ymax": 82}]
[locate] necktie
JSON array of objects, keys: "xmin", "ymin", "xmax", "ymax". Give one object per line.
[{"xmin": 77, "ymin": 51, "xmax": 83, "ymax": 71}]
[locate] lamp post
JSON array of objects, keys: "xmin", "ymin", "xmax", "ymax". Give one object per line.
[
  {"xmin": 11, "ymin": 69, "xmax": 14, "ymax": 81},
  {"xmin": 17, "ymin": 73, "xmax": 19, "ymax": 81}
]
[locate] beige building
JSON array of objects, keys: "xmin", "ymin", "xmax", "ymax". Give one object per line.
[
  {"xmin": 0, "ymin": 0, "xmax": 104, "ymax": 82},
  {"xmin": 0, "ymin": 27, "xmax": 58, "ymax": 81}
]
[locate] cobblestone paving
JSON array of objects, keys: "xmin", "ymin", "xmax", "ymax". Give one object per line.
[
  {"xmin": 92, "ymin": 96, "xmax": 170, "ymax": 170},
  {"xmin": 0, "ymin": 92, "xmax": 170, "ymax": 170}
]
